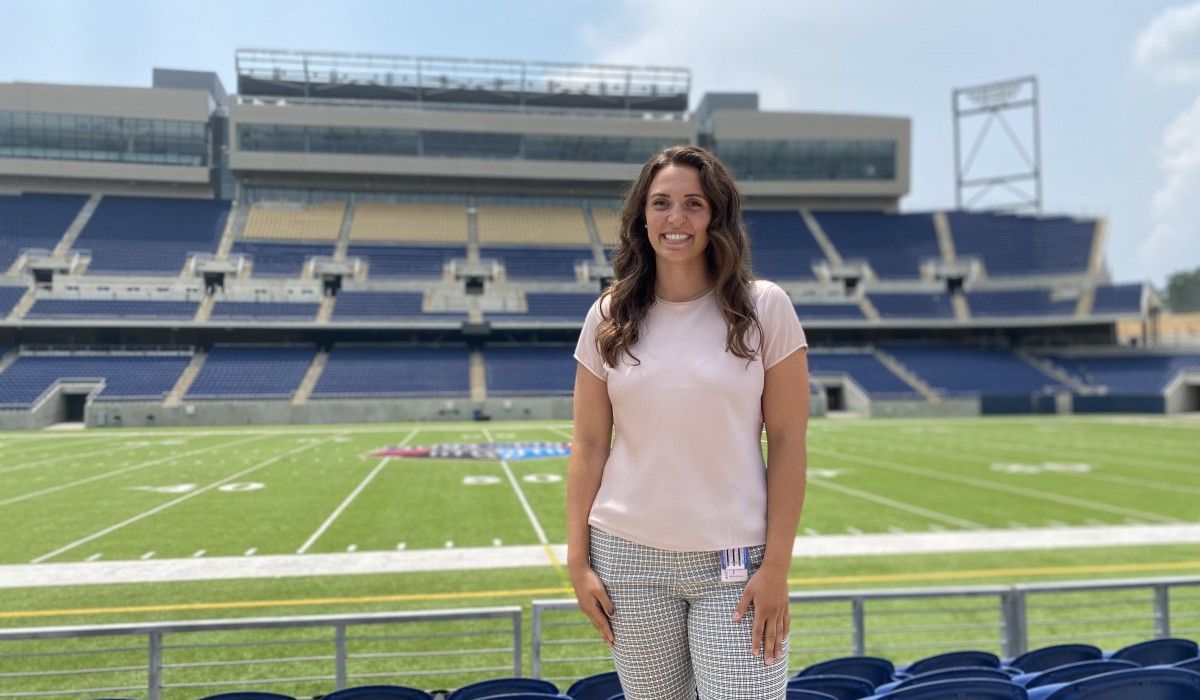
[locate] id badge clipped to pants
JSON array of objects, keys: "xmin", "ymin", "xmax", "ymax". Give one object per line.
[{"xmin": 719, "ymin": 547, "xmax": 749, "ymax": 583}]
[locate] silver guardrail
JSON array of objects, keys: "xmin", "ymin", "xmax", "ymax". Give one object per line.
[
  {"xmin": 0, "ymin": 607, "xmax": 521, "ymax": 699},
  {"xmin": 533, "ymin": 575, "xmax": 1200, "ymax": 683}
]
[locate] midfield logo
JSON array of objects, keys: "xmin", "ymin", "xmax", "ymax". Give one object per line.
[{"xmin": 369, "ymin": 442, "xmax": 571, "ymax": 461}]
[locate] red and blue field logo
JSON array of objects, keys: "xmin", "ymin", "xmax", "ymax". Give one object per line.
[{"xmin": 369, "ymin": 442, "xmax": 571, "ymax": 460}]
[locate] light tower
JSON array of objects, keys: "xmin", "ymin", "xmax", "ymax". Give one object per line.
[{"xmin": 952, "ymin": 76, "xmax": 1042, "ymax": 213}]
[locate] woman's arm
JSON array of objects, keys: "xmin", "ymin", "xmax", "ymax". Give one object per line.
[
  {"xmin": 734, "ymin": 347, "xmax": 810, "ymax": 665},
  {"xmin": 566, "ymin": 363, "xmax": 616, "ymax": 644}
]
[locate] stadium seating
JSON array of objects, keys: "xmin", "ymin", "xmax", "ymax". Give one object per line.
[
  {"xmin": 484, "ymin": 346, "xmax": 576, "ymax": 395},
  {"xmin": 75, "ymin": 196, "xmax": 229, "ymax": 274},
  {"xmin": 565, "ymin": 671, "xmax": 623, "ymax": 700},
  {"xmin": 1108, "ymin": 637, "xmax": 1199, "ymax": 666},
  {"xmin": 312, "ymin": 346, "xmax": 470, "ymax": 398},
  {"xmin": 199, "ymin": 693, "xmax": 296, "ymax": 700},
  {"xmin": 743, "ymin": 211, "xmax": 827, "ymax": 280},
  {"xmin": 590, "ymin": 207, "xmax": 621, "ymax": 246},
  {"xmin": 331, "ymin": 291, "xmax": 465, "ymax": 321},
  {"xmin": 794, "ymin": 303, "xmax": 867, "ymax": 320},
  {"xmin": 1008, "ymin": 645, "xmax": 1104, "ymax": 675},
  {"xmin": 808, "ymin": 352, "xmax": 919, "ymax": 397},
  {"xmin": 874, "ymin": 668, "xmax": 1015, "ymax": 695},
  {"xmin": 880, "ymin": 346, "xmax": 1064, "ymax": 396},
  {"xmin": 231, "ymin": 241, "xmax": 334, "ymax": 277},
  {"xmin": 243, "ymin": 201, "xmax": 344, "ymax": 241},
  {"xmin": 0, "ymin": 286, "xmax": 28, "ymax": 316},
  {"xmin": 25, "ymin": 299, "xmax": 197, "ymax": 320},
  {"xmin": 947, "ymin": 212, "xmax": 1094, "ymax": 277},
  {"xmin": 320, "ymin": 685, "xmax": 433, "ymax": 699},
  {"xmin": 786, "ymin": 674, "xmax": 877, "ymax": 699},
  {"xmin": 1090, "ymin": 283, "xmax": 1144, "ymax": 315},
  {"xmin": 1012, "ymin": 660, "xmax": 1138, "ymax": 690},
  {"xmin": 446, "ymin": 677, "xmax": 559, "ymax": 700},
  {"xmin": 476, "ymin": 205, "xmax": 592, "ymax": 246},
  {"xmin": 481, "ymin": 246, "xmax": 593, "ymax": 281},
  {"xmin": 788, "ymin": 691, "xmax": 839, "ymax": 700},
  {"xmin": 0, "ymin": 192, "xmax": 87, "ymax": 270},
  {"xmin": 866, "ymin": 678, "xmax": 1028, "ymax": 699},
  {"xmin": 348, "ymin": 244, "xmax": 464, "ymax": 278},
  {"xmin": 966, "ymin": 290, "xmax": 1076, "ymax": 318},
  {"xmin": 1023, "ymin": 667, "xmax": 1200, "ymax": 699},
  {"xmin": 488, "ymin": 293, "xmax": 597, "ymax": 322},
  {"xmin": 349, "ymin": 202, "xmax": 467, "ymax": 243},
  {"xmin": 814, "ymin": 212, "xmax": 940, "ymax": 279},
  {"xmin": 868, "ymin": 293, "xmax": 955, "ymax": 319},
  {"xmin": 1043, "ymin": 355, "xmax": 1200, "ymax": 394},
  {"xmin": 209, "ymin": 301, "xmax": 320, "ymax": 321},
  {"xmin": 186, "ymin": 346, "xmax": 315, "ymax": 399},
  {"xmin": 795, "ymin": 656, "xmax": 896, "ymax": 688},
  {"xmin": 0, "ymin": 354, "xmax": 189, "ymax": 406}
]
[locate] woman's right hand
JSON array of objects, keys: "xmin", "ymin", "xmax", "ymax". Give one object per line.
[{"xmin": 570, "ymin": 565, "xmax": 615, "ymax": 645}]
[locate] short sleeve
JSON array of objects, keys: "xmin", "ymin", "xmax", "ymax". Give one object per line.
[
  {"xmin": 757, "ymin": 282, "xmax": 808, "ymax": 370},
  {"xmin": 573, "ymin": 296, "xmax": 609, "ymax": 381}
]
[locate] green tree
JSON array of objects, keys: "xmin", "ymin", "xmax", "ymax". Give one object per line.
[{"xmin": 1165, "ymin": 266, "xmax": 1200, "ymax": 312}]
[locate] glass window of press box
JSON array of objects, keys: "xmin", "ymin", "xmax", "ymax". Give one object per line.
[
  {"xmin": 237, "ymin": 123, "xmax": 679, "ymax": 164},
  {"xmin": 0, "ymin": 111, "xmax": 208, "ymax": 166},
  {"xmin": 715, "ymin": 139, "xmax": 896, "ymax": 180}
]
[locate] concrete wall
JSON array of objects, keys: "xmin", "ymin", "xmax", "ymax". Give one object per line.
[
  {"xmin": 85, "ymin": 397, "xmax": 474, "ymax": 428},
  {"xmin": 869, "ymin": 397, "xmax": 980, "ymax": 418}
]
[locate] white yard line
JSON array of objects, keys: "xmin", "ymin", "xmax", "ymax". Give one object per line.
[
  {"xmin": 1, "ymin": 435, "xmax": 265, "ymax": 507},
  {"xmin": 482, "ymin": 428, "xmax": 553, "ymax": 550},
  {"xmin": 6, "ymin": 523, "xmax": 1200, "ymax": 588},
  {"xmin": 0, "ymin": 441, "xmax": 157, "ymax": 476},
  {"xmin": 807, "ymin": 477, "xmax": 984, "ymax": 529},
  {"xmin": 809, "ymin": 446, "xmax": 1179, "ymax": 524},
  {"xmin": 31, "ymin": 437, "xmax": 331, "ymax": 564}
]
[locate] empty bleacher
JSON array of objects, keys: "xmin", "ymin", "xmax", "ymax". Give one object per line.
[
  {"xmin": 1091, "ymin": 283, "xmax": 1144, "ymax": 315},
  {"xmin": 0, "ymin": 354, "xmax": 189, "ymax": 406},
  {"xmin": 74, "ymin": 196, "xmax": 229, "ymax": 274},
  {"xmin": 814, "ymin": 212, "xmax": 941, "ymax": 279},
  {"xmin": 948, "ymin": 212, "xmax": 1095, "ymax": 277},
  {"xmin": 186, "ymin": 346, "xmax": 315, "ymax": 399},
  {"xmin": 882, "ymin": 345, "xmax": 1066, "ymax": 396},
  {"xmin": 967, "ymin": 289, "xmax": 1077, "ymax": 318},
  {"xmin": 312, "ymin": 346, "xmax": 470, "ymax": 398},
  {"xmin": 794, "ymin": 303, "xmax": 867, "ymax": 321},
  {"xmin": 0, "ymin": 286, "xmax": 26, "ymax": 317},
  {"xmin": 869, "ymin": 292, "xmax": 955, "ymax": 319},
  {"xmin": 25, "ymin": 299, "xmax": 198, "ymax": 320},
  {"xmin": 331, "ymin": 291, "xmax": 466, "ymax": 321},
  {"xmin": 475, "ymin": 205, "xmax": 592, "ymax": 246},
  {"xmin": 809, "ymin": 352, "xmax": 919, "ymax": 397},
  {"xmin": 0, "ymin": 192, "xmax": 87, "ymax": 270},
  {"xmin": 347, "ymin": 244, "xmax": 463, "ymax": 278},
  {"xmin": 743, "ymin": 211, "xmax": 826, "ymax": 280},
  {"xmin": 488, "ymin": 293, "xmax": 597, "ymax": 321},
  {"xmin": 349, "ymin": 202, "xmax": 467, "ymax": 243},
  {"xmin": 481, "ymin": 246, "xmax": 593, "ymax": 281},
  {"xmin": 484, "ymin": 346, "xmax": 576, "ymax": 395},
  {"xmin": 209, "ymin": 301, "xmax": 320, "ymax": 321},
  {"xmin": 590, "ymin": 207, "xmax": 621, "ymax": 247},
  {"xmin": 230, "ymin": 241, "xmax": 334, "ymax": 277},
  {"xmin": 243, "ymin": 202, "xmax": 345, "ymax": 241},
  {"xmin": 1042, "ymin": 354, "xmax": 1200, "ymax": 395}
]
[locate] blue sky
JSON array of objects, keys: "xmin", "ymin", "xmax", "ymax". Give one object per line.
[{"xmin": 4, "ymin": 0, "xmax": 1199, "ymax": 287}]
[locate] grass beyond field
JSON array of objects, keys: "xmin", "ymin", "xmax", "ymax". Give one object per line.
[{"xmin": 0, "ymin": 415, "xmax": 1197, "ymax": 695}]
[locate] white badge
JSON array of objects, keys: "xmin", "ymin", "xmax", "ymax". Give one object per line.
[{"xmin": 719, "ymin": 547, "xmax": 749, "ymax": 583}]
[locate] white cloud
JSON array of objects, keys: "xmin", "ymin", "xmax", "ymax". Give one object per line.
[
  {"xmin": 1138, "ymin": 93, "xmax": 1200, "ymax": 281},
  {"xmin": 1134, "ymin": 1, "xmax": 1200, "ymax": 84}
]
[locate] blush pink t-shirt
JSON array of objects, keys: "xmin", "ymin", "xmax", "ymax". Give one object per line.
[{"xmin": 574, "ymin": 279, "xmax": 807, "ymax": 551}]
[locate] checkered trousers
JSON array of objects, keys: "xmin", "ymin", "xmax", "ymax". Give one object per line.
[{"xmin": 589, "ymin": 527, "xmax": 789, "ymax": 700}]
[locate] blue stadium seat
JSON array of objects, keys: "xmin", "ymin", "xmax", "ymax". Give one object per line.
[
  {"xmin": 209, "ymin": 301, "xmax": 320, "ymax": 321},
  {"xmin": 881, "ymin": 345, "xmax": 1063, "ymax": 397},
  {"xmin": 312, "ymin": 346, "xmax": 470, "ymax": 398},
  {"xmin": 232, "ymin": 241, "xmax": 334, "ymax": 277},
  {"xmin": 488, "ymin": 293, "xmax": 597, "ymax": 322},
  {"xmin": 0, "ymin": 286, "xmax": 27, "ymax": 317},
  {"xmin": 875, "ymin": 668, "xmax": 1017, "ymax": 695},
  {"xmin": 814, "ymin": 212, "xmax": 940, "ymax": 280},
  {"xmin": 332, "ymin": 291, "xmax": 465, "ymax": 321},
  {"xmin": 349, "ymin": 244, "xmax": 463, "ymax": 278},
  {"xmin": 199, "ymin": 693, "xmax": 296, "ymax": 700},
  {"xmin": 1108, "ymin": 638, "xmax": 1199, "ymax": 666},
  {"xmin": 901, "ymin": 651, "xmax": 1001, "ymax": 677},
  {"xmin": 186, "ymin": 346, "xmax": 315, "ymax": 399},
  {"xmin": 796, "ymin": 656, "xmax": 896, "ymax": 688},
  {"xmin": 446, "ymin": 677, "xmax": 559, "ymax": 700},
  {"xmin": 794, "ymin": 303, "xmax": 866, "ymax": 320},
  {"xmin": 485, "ymin": 346, "xmax": 575, "ymax": 396},
  {"xmin": 1043, "ymin": 355, "xmax": 1200, "ymax": 395},
  {"xmin": 0, "ymin": 354, "xmax": 190, "ymax": 407},
  {"xmin": 1090, "ymin": 284, "xmax": 1144, "ymax": 315},
  {"xmin": 76, "ymin": 196, "xmax": 229, "ymax": 274},
  {"xmin": 966, "ymin": 290, "xmax": 1076, "ymax": 318},
  {"xmin": 1024, "ymin": 667, "xmax": 1200, "ymax": 699},
  {"xmin": 809, "ymin": 352, "xmax": 919, "ymax": 397},
  {"xmin": 868, "ymin": 678, "xmax": 1027, "ymax": 699},
  {"xmin": 786, "ymin": 674, "xmax": 876, "ymax": 699},
  {"xmin": 947, "ymin": 212, "xmax": 1094, "ymax": 277},
  {"xmin": 787, "ymin": 691, "xmax": 838, "ymax": 700},
  {"xmin": 565, "ymin": 671, "xmax": 622, "ymax": 700},
  {"xmin": 1009, "ymin": 645, "xmax": 1103, "ymax": 674},
  {"xmin": 868, "ymin": 293, "xmax": 955, "ymax": 319},
  {"xmin": 480, "ymin": 246, "xmax": 592, "ymax": 281},
  {"xmin": 1012, "ymin": 660, "xmax": 1138, "ymax": 689},
  {"xmin": 1179, "ymin": 658, "xmax": 1200, "ymax": 673},
  {"xmin": 743, "ymin": 210, "xmax": 826, "ymax": 280},
  {"xmin": 0, "ymin": 192, "xmax": 87, "ymax": 270},
  {"xmin": 26, "ymin": 299, "xmax": 197, "ymax": 320},
  {"xmin": 321, "ymin": 687, "xmax": 433, "ymax": 700}
]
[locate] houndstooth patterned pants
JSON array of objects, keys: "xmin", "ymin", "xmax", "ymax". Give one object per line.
[{"xmin": 589, "ymin": 527, "xmax": 789, "ymax": 700}]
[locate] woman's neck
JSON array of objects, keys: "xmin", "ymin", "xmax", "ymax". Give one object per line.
[{"xmin": 655, "ymin": 267, "xmax": 713, "ymax": 302}]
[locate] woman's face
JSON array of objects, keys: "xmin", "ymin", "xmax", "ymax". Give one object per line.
[{"xmin": 643, "ymin": 164, "xmax": 711, "ymax": 270}]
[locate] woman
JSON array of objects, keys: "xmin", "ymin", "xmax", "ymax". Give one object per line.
[{"xmin": 567, "ymin": 144, "xmax": 810, "ymax": 699}]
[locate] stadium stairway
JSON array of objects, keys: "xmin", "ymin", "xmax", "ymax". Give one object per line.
[
  {"xmin": 932, "ymin": 211, "xmax": 956, "ymax": 264},
  {"xmin": 871, "ymin": 348, "xmax": 942, "ymax": 401},
  {"xmin": 470, "ymin": 350, "xmax": 487, "ymax": 404},
  {"xmin": 292, "ymin": 349, "xmax": 328, "ymax": 405},
  {"xmin": 5, "ymin": 289, "xmax": 36, "ymax": 321},
  {"xmin": 1075, "ymin": 288, "xmax": 1096, "ymax": 317},
  {"xmin": 216, "ymin": 204, "xmax": 249, "ymax": 260},
  {"xmin": 581, "ymin": 203, "xmax": 607, "ymax": 262},
  {"xmin": 51, "ymin": 193, "xmax": 102, "ymax": 257},
  {"xmin": 1013, "ymin": 350, "xmax": 1092, "ymax": 393},
  {"xmin": 858, "ymin": 295, "xmax": 882, "ymax": 322},
  {"xmin": 800, "ymin": 209, "xmax": 844, "ymax": 266},
  {"xmin": 316, "ymin": 295, "xmax": 336, "ymax": 323},
  {"xmin": 334, "ymin": 202, "xmax": 356, "ymax": 261},
  {"xmin": 194, "ymin": 296, "xmax": 215, "ymax": 322},
  {"xmin": 0, "ymin": 347, "xmax": 18, "ymax": 375},
  {"xmin": 952, "ymin": 292, "xmax": 971, "ymax": 320},
  {"xmin": 165, "ymin": 350, "xmax": 206, "ymax": 406}
]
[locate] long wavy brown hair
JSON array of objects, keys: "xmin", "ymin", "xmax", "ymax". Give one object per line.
[{"xmin": 596, "ymin": 145, "xmax": 760, "ymax": 367}]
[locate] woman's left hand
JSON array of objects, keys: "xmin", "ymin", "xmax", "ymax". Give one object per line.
[{"xmin": 733, "ymin": 563, "xmax": 790, "ymax": 666}]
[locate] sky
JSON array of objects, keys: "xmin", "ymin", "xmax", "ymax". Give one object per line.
[{"xmin": 2, "ymin": 0, "xmax": 1198, "ymax": 288}]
